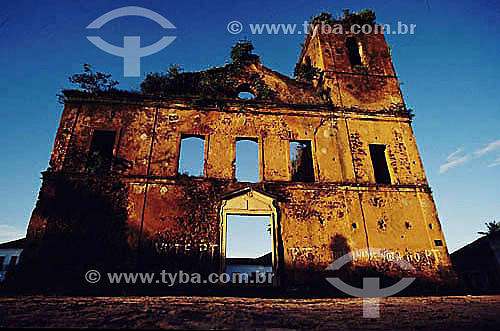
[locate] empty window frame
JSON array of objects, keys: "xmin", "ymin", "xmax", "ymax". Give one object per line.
[
  {"xmin": 346, "ymin": 37, "xmax": 362, "ymax": 68},
  {"xmin": 369, "ymin": 144, "xmax": 391, "ymax": 184},
  {"xmin": 235, "ymin": 138, "xmax": 260, "ymax": 183},
  {"xmin": 178, "ymin": 135, "xmax": 206, "ymax": 177},
  {"xmin": 238, "ymin": 92, "xmax": 255, "ymax": 100},
  {"xmin": 289, "ymin": 141, "xmax": 314, "ymax": 182},
  {"xmin": 87, "ymin": 130, "xmax": 116, "ymax": 173},
  {"xmin": 237, "ymin": 83, "xmax": 255, "ymax": 100}
]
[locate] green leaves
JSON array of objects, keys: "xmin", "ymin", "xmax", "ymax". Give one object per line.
[
  {"xmin": 69, "ymin": 63, "xmax": 119, "ymax": 93},
  {"xmin": 294, "ymin": 56, "xmax": 321, "ymax": 82},
  {"xmin": 230, "ymin": 41, "xmax": 256, "ymax": 64},
  {"xmin": 310, "ymin": 9, "xmax": 376, "ymax": 27},
  {"xmin": 140, "ymin": 64, "xmax": 184, "ymax": 96},
  {"xmin": 138, "ymin": 41, "xmax": 276, "ymax": 101}
]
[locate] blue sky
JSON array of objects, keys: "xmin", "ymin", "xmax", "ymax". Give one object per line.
[
  {"xmin": 178, "ymin": 137, "xmax": 205, "ymax": 177},
  {"xmin": 0, "ymin": 0, "xmax": 499, "ymax": 253},
  {"xmin": 226, "ymin": 215, "xmax": 271, "ymax": 258}
]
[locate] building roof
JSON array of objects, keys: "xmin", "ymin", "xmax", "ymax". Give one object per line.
[
  {"xmin": 0, "ymin": 238, "xmax": 26, "ymax": 249},
  {"xmin": 451, "ymin": 235, "xmax": 500, "ymax": 272},
  {"xmin": 451, "ymin": 236, "xmax": 489, "ymax": 256}
]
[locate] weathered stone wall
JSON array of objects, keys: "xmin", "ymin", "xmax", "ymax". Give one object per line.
[
  {"xmin": 25, "ymin": 94, "xmax": 453, "ymax": 287},
  {"xmin": 299, "ymin": 27, "xmax": 404, "ymax": 110},
  {"xmin": 24, "ymin": 25, "xmax": 454, "ymax": 290}
]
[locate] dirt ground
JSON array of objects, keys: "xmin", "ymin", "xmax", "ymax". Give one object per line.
[{"xmin": 1, "ymin": 295, "xmax": 499, "ymax": 329}]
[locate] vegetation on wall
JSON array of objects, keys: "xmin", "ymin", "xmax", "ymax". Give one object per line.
[
  {"xmin": 315, "ymin": 87, "xmax": 330, "ymax": 104},
  {"xmin": 379, "ymin": 102, "xmax": 415, "ymax": 119},
  {"xmin": 68, "ymin": 63, "xmax": 119, "ymax": 93},
  {"xmin": 139, "ymin": 64, "xmax": 184, "ymax": 97},
  {"xmin": 58, "ymin": 63, "xmax": 120, "ymax": 104},
  {"xmin": 249, "ymin": 74, "xmax": 277, "ymax": 100},
  {"xmin": 61, "ymin": 41, "xmax": 276, "ymax": 103},
  {"xmin": 294, "ymin": 56, "xmax": 322, "ymax": 82},
  {"xmin": 230, "ymin": 41, "xmax": 259, "ymax": 64},
  {"xmin": 140, "ymin": 41, "xmax": 276, "ymax": 101},
  {"xmin": 310, "ymin": 9, "xmax": 376, "ymax": 27},
  {"xmin": 293, "ymin": 56, "xmax": 330, "ymax": 105}
]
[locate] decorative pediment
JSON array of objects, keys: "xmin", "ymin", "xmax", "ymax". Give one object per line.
[{"xmin": 220, "ymin": 187, "xmax": 276, "ymax": 213}]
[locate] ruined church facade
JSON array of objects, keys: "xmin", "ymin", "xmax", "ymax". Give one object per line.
[{"xmin": 25, "ymin": 21, "xmax": 454, "ymax": 289}]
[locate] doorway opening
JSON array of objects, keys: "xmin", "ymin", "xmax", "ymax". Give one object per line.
[{"xmin": 225, "ymin": 214, "xmax": 273, "ymax": 285}]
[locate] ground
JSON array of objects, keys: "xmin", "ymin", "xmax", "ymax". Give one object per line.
[{"xmin": 1, "ymin": 295, "xmax": 499, "ymax": 329}]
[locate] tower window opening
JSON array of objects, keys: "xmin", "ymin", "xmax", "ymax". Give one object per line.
[
  {"xmin": 369, "ymin": 144, "xmax": 391, "ymax": 184},
  {"xmin": 346, "ymin": 37, "xmax": 363, "ymax": 68}
]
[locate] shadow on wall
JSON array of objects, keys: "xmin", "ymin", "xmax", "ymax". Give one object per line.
[
  {"xmin": 4, "ymin": 179, "xmax": 458, "ymax": 296},
  {"xmin": 285, "ymin": 234, "xmax": 458, "ymax": 297},
  {"xmin": 5, "ymin": 175, "xmax": 133, "ymax": 294},
  {"xmin": 5, "ymin": 175, "xmax": 229, "ymax": 295}
]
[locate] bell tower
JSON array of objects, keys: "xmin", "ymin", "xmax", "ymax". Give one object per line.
[
  {"xmin": 293, "ymin": 10, "xmax": 455, "ymax": 285},
  {"xmin": 297, "ymin": 12, "xmax": 404, "ymax": 110}
]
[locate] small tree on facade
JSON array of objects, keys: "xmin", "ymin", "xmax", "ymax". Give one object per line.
[{"xmin": 69, "ymin": 63, "xmax": 119, "ymax": 93}]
